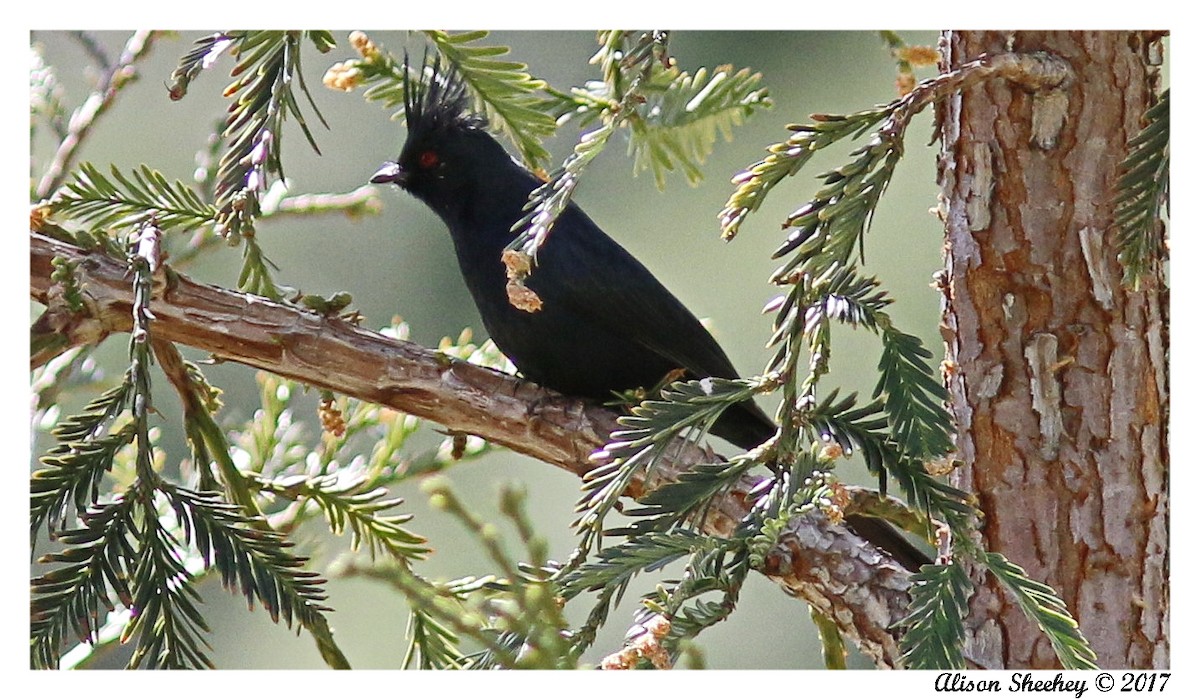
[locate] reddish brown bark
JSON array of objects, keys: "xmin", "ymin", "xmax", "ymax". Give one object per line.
[{"xmin": 938, "ymin": 31, "xmax": 1168, "ymax": 668}]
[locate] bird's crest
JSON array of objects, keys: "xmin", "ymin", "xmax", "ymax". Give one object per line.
[{"xmin": 403, "ymin": 52, "xmax": 484, "ymax": 137}]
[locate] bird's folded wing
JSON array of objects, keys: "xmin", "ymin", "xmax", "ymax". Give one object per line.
[{"xmin": 532, "ymin": 207, "xmax": 747, "ymax": 385}]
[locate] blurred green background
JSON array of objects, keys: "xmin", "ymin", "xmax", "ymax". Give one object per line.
[{"xmin": 30, "ymin": 30, "xmax": 944, "ymax": 669}]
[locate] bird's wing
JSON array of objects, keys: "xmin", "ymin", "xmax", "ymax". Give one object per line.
[{"xmin": 530, "ymin": 206, "xmax": 746, "ymax": 384}]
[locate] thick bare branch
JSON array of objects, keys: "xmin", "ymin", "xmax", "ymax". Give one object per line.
[{"xmin": 30, "ymin": 230, "xmax": 918, "ymax": 667}]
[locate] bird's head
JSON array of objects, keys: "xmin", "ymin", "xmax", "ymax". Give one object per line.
[{"xmin": 370, "ymin": 56, "xmax": 506, "ymax": 214}]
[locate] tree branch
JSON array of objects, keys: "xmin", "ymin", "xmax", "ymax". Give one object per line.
[{"xmin": 30, "ymin": 230, "xmax": 918, "ymax": 667}]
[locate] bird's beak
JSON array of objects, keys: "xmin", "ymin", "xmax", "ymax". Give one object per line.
[{"xmin": 370, "ymin": 161, "xmax": 406, "ymax": 186}]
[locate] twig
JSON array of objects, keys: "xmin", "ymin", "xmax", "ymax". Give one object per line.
[
  {"xmin": 69, "ymin": 31, "xmax": 113, "ymax": 72},
  {"xmin": 35, "ymin": 30, "xmax": 159, "ymax": 200},
  {"xmin": 265, "ymin": 184, "xmax": 383, "ymax": 219}
]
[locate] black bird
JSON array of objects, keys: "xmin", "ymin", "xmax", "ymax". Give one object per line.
[{"xmin": 371, "ymin": 61, "xmax": 929, "ymax": 571}]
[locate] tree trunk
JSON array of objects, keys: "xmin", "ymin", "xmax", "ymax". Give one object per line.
[{"xmin": 938, "ymin": 30, "xmax": 1168, "ymax": 668}]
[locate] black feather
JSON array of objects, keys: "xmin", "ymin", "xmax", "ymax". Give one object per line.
[{"xmin": 402, "ymin": 53, "xmax": 481, "ymax": 137}]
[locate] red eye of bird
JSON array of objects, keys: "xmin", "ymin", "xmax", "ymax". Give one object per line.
[{"xmin": 418, "ymin": 150, "xmax": 440, "ymax": 169}]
